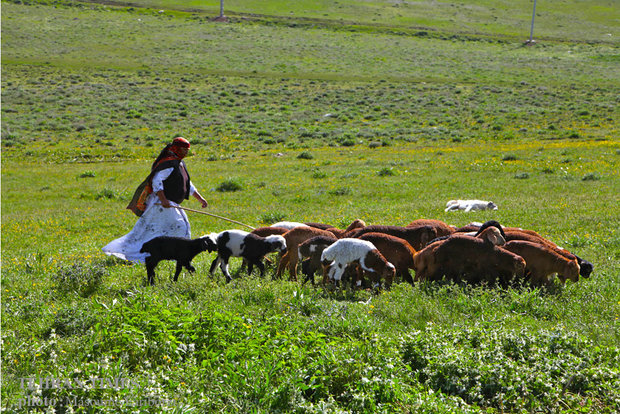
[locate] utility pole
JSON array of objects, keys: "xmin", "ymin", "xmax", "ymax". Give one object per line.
[
  {"xmin": 526, "ymin": 0, "xmax": 537, "ymax": 44},
  {"xmin": 213, "ymin": 0, "xmax": 227, "ymax": 22}
]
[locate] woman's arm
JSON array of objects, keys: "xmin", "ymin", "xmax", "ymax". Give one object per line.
[
  {"xmin": 152, "ymin": 168, "xmax": 174, "ymax": 208},
  {"xmin": 192, "ymin": 190, "xmax": 208, "ymax": 208}
]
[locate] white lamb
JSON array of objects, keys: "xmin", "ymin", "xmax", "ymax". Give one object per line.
[
  {"xmin": 445, "ymin": 199, "xmax": 498, "ymax": 212},
  {"xmin": 320, "ymin": 238, "xmax": 395, "ymax": 287}
]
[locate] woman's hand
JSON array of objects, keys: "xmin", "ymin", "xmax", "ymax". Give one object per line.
[
  {"xmin": 156, "ymin": 190, "xmax": 171, "ymax": 208},
  {"xmin": 193, "ymin": 191, "xmax": 208, "ymax": 208}
]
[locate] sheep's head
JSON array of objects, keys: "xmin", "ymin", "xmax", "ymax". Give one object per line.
[
  {"xmin": 199, "ymin": 235, "xmax": 218, "ymax": 252},
  {"xmin": 474, "ymin": 220, "xmax": 505, "ymax": 239},
  {"xmin": 265, "ymin": 235, "xmax": 287, "ymax": 253},
  {"xmin": 559, "ymin": 259, "xmax": 580, "ymax": 283},
  {"xmin": 578, "ymin": 258, "xmax": 593, "ymax": 278},
  {"xmin": 487, "ymin": 202, "xmax": 498, "ymax": 210},
  {"xmin": 344, "ymin": 219, "xmax": 366, "ymax": 232},
  {"xmin": 383, "ymin": 262, "xmax": 396, "ymax": 281},
  {"xmin": 477, "ymin": 227, "xmax": 505, "ymax": 246},
  {"xmin": 418, "ymin": 226, "xmax": 438, "ymax": 249},
  {"xmin": 321, "ymin": 258, "xmax": 333, "ymax": 269}
]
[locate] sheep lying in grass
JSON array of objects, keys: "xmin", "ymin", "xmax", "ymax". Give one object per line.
[
  {"xmin": 140, "ymin": 235, "xmax": 218, "ymax": 285},
  {"xmin": 445, "ymin": 199, "xmax": 498, "ymax": 212},
  {"xmin": 321, "ymin": 238, "xmax": 395, "ymax": 289},
  {"xmin": 210, "ymin": 230, "xmax": 287, "ymax": 282}
]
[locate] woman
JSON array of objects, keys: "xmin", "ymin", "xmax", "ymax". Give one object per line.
[{"xmin": 103, "ymin": 137, "xmax": 208, "ymax": 262}]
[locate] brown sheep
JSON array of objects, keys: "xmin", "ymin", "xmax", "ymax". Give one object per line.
[
  {"xmin": 357, "ymin": 232, "xmax": 416, "ymax": 284},
  {"xmin": 501, "ymin": 240, "xmax": 580, "ymax": 286},
  {"xmin": 304, "ymin": 222, "xmax": 335, "ymax": 230},
  {"xmin": 298, "ymin": 235, "xmax": 338, "ymax": 285},
  {"xmin": 407, "ymin": 219, "xmax": 456, "ymax": 238},
  {"xmin": 503, "ymin": 229, "xmax": 593, "ymax": 279},
  {"xmin": 276, "ymin": 227, "xmax": 338, "ymax": 280},
  {"xmin": 346, "ymin": 225, "xmax": 437, "ymax": 251},
  {"xmin": 435, "ymin": 236, "xmax": 524, "ymax": 286},
  {"xmin": 414, "ymin": 227, "xmax": 521, "ymax": 285},
  {"xmin": 413, "ymin": 226, "xmax": 505, "ymax": 282},
  {"xmin": 454, "ymin": 223, "xmax": 485, "ymax": 233},
  {"xmin": 325, "ymin": 219, "xmax": 367, "ymax": 238},
  {"xmin": 251, "ymin": 226, "xmax": 289, "ymax": 237}
]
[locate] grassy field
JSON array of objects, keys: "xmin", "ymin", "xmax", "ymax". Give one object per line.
[{"xmin": 2, "ymin": 0, "xmax": 620, "ymax": 412}]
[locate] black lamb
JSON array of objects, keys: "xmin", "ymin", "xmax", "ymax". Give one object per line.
[{"xmin": 140, "ymin": 235, "xmax": 217, "ymax": 285}]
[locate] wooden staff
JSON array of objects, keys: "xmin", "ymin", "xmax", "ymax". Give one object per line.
[{"xmin": 159, "ymin": 204, "xmax": 256, "ymax": 230}]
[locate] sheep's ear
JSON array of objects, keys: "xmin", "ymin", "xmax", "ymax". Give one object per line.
[
  {"xmin": 208, "ymin": 239, "xmax": 218, "ymax": 252},
  {"xmin": 202, "ymin": 238, "xmax": 217, "ymax": 252},
  {"xmin": 491, "ymin": 233, "xmax": 505, "ymax": 246}
]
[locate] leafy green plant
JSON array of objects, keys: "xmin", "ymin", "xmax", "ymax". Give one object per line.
[
  {"xmin": 582, "ymin": 172, "xmax": 601, "ymax": 181},
  {"xmin": 311, "ymin": 169, "xmax": 327, "ymax": 179},
  {"xmin": 377, "ymin": 167, "xmax": 395, "ymax": 177},
  {"xmin": 329, "ymin": 187, "xmax": 351, "ymax": 196},
  {"xmin": 51, "ymin": 262, "xmax": 107, "ymax": 297},
  {"xmin": 260, "ymin": 212, "xmax": 287, "ymax": 224},
  {"xmin": 402, "ymin": 326, "xmax": 620, "ymax": 412},
  {"xmin": 79, "ymin": 170, "xmax": 96, "ymax": 178},
  {"xmin": 93, "ymin": 188, "xmax": 120, "ymax": 200},
  {"xmin": 216, "ymin": 178, "xmax": 243, "ymax": 192}
]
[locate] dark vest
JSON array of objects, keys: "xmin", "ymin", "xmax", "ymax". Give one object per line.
[{"xmin": 153, "ymin": 159, "xmax": 190, "ymax": 203}]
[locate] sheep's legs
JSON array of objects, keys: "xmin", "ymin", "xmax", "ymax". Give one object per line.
[
  {"xmin": 217, "ymin": 255, "xmax": 233, "ymax": 283},
  {"xmin": 209, "ymin": 255, "xmax": 232, "ymax": 282},
  {"xmin": 287, "ymin": 254, "xmax": 298, "ymax": 281},
  {"xmin": 173, "ymin": 261, "xmax": 195, "ymax": 282},
  {"xmin": 400, "ymin": 270, "xmax": 414, "ymax": 285},
  {"xmin": 301, "ymin": 260, "xmax": 315, "ymax": 285},
  {"xmin": 275, "ymin": 251, "xmax": 290, "ymax": 279},
  {"xmin": 209, "ymin": 257, "xmax": 220, "ymax": 275},
  {"xmin": 173, "ymin": 262, "xmax": 183, "ymax": 282},
  {"xmin": 145, "ymin": 257, "xmax": 159, "ymax": 285},
  {"xmin": 256, "ymin": 260, "xmax": 265, "ymax": 277}
]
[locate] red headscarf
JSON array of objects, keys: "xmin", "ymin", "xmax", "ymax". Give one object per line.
[{"xmin": 169, "ymin": 137, "xmax": 190, "ymax": 158}]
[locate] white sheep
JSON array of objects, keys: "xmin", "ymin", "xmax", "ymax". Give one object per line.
[
  {"xmin": 445, "ymin": 199, "xmax": 498, "ymax": 212},
  {"xmin": 320, "ymin": 238, "xmax": 395, "ymax": 288}
]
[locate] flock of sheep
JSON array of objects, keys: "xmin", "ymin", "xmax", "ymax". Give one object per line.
[{"xmin": 139, "ymin": 217, "xmax": 593, "ymax": 289}]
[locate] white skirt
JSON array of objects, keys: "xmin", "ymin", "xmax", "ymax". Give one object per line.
[{"xmin": 102, "ymin": 194, "xmax": 191, "ymax": 263}]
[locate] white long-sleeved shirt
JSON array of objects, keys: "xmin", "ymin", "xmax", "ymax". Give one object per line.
[{"xmin": 151, "ymin": 167, "xmax": 196, "ymax": 195}]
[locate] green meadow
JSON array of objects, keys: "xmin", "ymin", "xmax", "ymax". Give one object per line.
[{"xmin": 2, "ymin": 0, "xmax": 619, "ymax": 412}]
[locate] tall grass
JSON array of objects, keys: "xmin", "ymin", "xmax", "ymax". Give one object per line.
[{"xmin": 2, "ymin": 1, "xmax": 619, "ymax": 412}]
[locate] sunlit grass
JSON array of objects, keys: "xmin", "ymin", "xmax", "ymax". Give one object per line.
[{"xmin": 2, "ymin": 1, "xmax": 619, "ymax": 412}]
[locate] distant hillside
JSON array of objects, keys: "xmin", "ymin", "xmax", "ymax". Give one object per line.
[{"xmin": 73, "ymin": 0, "xmax": 619, "ymax": 44}]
